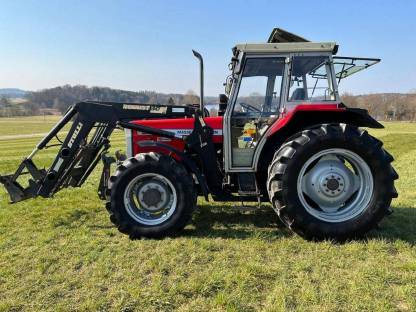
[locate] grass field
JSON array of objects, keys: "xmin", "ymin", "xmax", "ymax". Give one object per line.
[{"xmin": 0, "ymin": 117, "xmax": 415, "ymax": 311}]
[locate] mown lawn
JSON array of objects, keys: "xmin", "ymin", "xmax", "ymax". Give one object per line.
[
  {"xmin": 0, "ymin": 115, "xmax": 64, "ymax": 137},
  {"xmin": 0, "ymin": 118, "xmax": 415, "ymax": 311}
]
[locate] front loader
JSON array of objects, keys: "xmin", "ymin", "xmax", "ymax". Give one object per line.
[
  {"xmin": 0, "ymin": 28, "xmax": 398, "ymax": 241},
  {"xmin": 0, "ymin": 101, "xmax": 200, "ymax": 202}
]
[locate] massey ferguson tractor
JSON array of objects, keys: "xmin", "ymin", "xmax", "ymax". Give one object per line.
[{"xmin": 0, "ymin": 29, "xmax": 398, "ymax": 241}]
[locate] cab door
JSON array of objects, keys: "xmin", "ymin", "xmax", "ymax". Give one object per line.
[{"xmin": 224, "ymin": 56, "xmax": 288, "ymax": 172}]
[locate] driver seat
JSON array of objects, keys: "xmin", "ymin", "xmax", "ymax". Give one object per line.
[{"xmin": 290, "ymin": 88, "xmax": 306, "ymax": 101}]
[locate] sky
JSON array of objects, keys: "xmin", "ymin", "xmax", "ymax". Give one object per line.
[{"xmin": 0, "ymin": 0, "xmax": 415, "ymax": 96}]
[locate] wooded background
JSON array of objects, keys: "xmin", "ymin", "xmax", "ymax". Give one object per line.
[{"xmin": 1, "ymin": 85, "xmax": 416, "ymax": 121}]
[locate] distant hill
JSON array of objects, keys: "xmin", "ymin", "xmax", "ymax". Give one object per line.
[
  {"xmin": 1, "ymin": 84, "xmax": 416, "ymax": 120},
  {"xmin": 0, "ymin": 88, "xmax": 27, "ymax": 98},
  {"xmin": 0, "ymin": 85, "xmax": 208, "ymax": 117},
  {"xmin": 24, "ymin": 85, "xmax": 201, "ymax": 115}
]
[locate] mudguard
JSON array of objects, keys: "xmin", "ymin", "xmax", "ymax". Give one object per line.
[
  {"xmin": 267, "ymin": 104, "xmax": 382, "ymax": 138},
  {"xmin": 256, "ymin": 104, "xmax": 383, "ymax": 172},
  {"xmin": 137, "ymin": 140, "xmax": 210, "ymax": 200}
]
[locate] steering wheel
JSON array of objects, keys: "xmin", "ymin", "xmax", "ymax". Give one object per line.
[{"xmin": 239, "ymin": 102, "xmax": 261, "ymax": 113}]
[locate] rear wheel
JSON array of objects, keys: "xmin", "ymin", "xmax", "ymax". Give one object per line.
[
  {"xmin": 267, "ymin": 124, "xmax": 398, "ymax": 241},
  {"xmin": 106, "ymin": 153, "xmax": 196, "ymax": 238}
]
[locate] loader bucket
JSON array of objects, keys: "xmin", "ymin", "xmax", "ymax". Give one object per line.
[{"xmin": 0, "ymin": 159, "xmax": 47, "ymax": 203}]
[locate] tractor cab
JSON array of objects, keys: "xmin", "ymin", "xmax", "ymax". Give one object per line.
[
  {"xmin": 221, "ymin": 29, "xmax": 379, "ymax": 173},
  {"xmin": 223, "ymin": 41, "xmax": 338, "ymax": 170}
]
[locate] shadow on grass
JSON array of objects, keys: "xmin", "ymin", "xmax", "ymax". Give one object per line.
[
  {"xmin": 182, "ymin": 204, "xmax": 292, "ymax": 239},
  {"xmin": 183, "ymin": 205, "xmax": 416, "ymax": 244},
  {"xmin": 369, "ymin": 206, "xmax": 416, "ymax": 245},
  {"xmin": 83, "ymin": 203, "xmax": 414, "ymax": 244}
]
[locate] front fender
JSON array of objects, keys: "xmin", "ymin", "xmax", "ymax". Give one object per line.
[{"xmin": 137, "ymin": 141, "xmax": 210, "ymax": 200}]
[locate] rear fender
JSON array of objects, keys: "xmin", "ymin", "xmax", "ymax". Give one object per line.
[
  {"xmin": 267, "ymin": 105, "xmax": 382, "ymax": 137},
  {"xmin": 256, "ymin": 104, "xmax": 382, "ymax": 173}
]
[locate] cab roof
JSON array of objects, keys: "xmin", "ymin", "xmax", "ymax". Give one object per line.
[
  {"xmin": 234, "ymin": 27, "xmax": 337, "ymax": 54},
  {"xmin": 234, "ymin": 42, "xmax": 337, "ymax": 54}
]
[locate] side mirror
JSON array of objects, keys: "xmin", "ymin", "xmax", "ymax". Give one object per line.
[
  {"xmin": 219, "ymin": 94, "xmax": 228, "ymax": 104},
  {"xmin": 224, "ymin": 76, "xmax": 233, "ymax": 95},
  {"xmin": 218, "ymin": 94, "xmax": 228, "ymax": 116}
]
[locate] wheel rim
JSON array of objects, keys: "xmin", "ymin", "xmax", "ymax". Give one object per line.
[
  {"xmin": 297, "ymin": 148, "xmax": 374, "ymax": 223},
  {"xmin": 123, "ymin": 173, "xmax": 177, "ymax": 225}
]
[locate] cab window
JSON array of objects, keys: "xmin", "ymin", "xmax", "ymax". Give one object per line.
[
  {"xmin": 233, "ymin": 58, "xmax": 285, "ymax": 117},
  {"xmin": 288, "ymin": 56, "xmax": 335, "ymax": 102},
  {"xmin": 230, "ymin": 57, "xmax": 285, "ymax": 167}
]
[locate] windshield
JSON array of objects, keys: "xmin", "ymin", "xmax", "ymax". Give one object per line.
[
  {"xmin": 233, "ymin": 57, "xmax": 286, "ymax": 116},
  {"xmin": 229, "ymin": 57, "xmax": 286, "ymax": 167}
]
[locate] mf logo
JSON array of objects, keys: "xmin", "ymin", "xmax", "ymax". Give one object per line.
[{"xmin": 68, "ymin": 122, "xmax": 83, "ymax": 148}]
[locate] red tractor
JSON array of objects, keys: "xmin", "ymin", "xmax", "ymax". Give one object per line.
[{"xmin": 0, "ymin": 29, "xmax": 398, "ymax": 241}]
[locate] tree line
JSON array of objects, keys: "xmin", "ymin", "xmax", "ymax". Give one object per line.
[
  {"xmin": 1, "ymin": 84, "xmax": 416, "ymax": 121},
  {"xmin": 0, "ymin": 85, "xmax": 201, "ymax": 117},
  {"xmin": 341, "ymin": 92, "xmax": 416, "ymax": 121}
]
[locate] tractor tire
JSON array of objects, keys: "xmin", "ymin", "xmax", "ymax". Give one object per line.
[
  {"xmin": 106, "ymin": 152, "xmax": 196, "ymax": 239},
  {"xmin": 267, "ymin": 124, "xmax": 398, "ymax": 241}
]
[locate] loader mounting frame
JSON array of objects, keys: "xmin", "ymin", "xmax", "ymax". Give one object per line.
[{"xmin": 0, "ymin": 101, "xmax": 206, "ymax": 203}]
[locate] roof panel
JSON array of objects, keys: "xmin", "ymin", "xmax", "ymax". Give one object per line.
[
  {"xmin": 234, "ymin": 42, "xmax": 337, "ymax": 54},
  {"xmin": 268, "ymin": 28, "xmax": 310, "ymax": 43}
]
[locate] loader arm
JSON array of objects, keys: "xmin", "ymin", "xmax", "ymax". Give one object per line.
[{"xmin": 0, "ymin": 101, "xmax": 196, "ymax": 203}]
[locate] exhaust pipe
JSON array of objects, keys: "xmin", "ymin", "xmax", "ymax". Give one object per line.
[{"xmin": 192, "ymin": 50, "xmax": 204, "ymax": 117}]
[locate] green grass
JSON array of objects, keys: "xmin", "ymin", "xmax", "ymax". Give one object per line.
[
  {"xmin": 0, "ymin": 118, "xmax": 415, "ymax": 311},
  {"xmin": 0, "ymin": 115, "xmax": 63, "ymax": 137}
]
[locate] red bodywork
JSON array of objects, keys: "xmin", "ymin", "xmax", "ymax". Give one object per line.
[
  {"xmin": 266, "ymin": 104, "xmax": 344, "ymax": 137},
  {"xmin": 131, "ymin": 116, "xmax": 223, "ymax": 156},
  {"xmin": 131, "ymin": 104, "xmax": 344, "ymax": 156}
]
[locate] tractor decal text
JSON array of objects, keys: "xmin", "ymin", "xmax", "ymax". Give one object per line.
[
  {"xmin": 123, "ymin": 104, "xmax": 167, "ymax": 114},
  {"xmin": 172, "ymin": 107, "xmax": 185, "ymax": 113},
  {"xmin": 150, "ymin": 106, "xmax": 167, "ymax": 114},
  {"xmin": 68, "ymin": 122, "xmax": 83, "ymax": 148},
  {"xmin": 123, "ymin": 104, "xmax": 150, "ymax": 111},
  {"xmin": 53, "ymin": 157, "xmax": 64, "ymax": 172},
  {"xmin": 137, "ymin": 129, "xmax": 222, "ymax": 137}
]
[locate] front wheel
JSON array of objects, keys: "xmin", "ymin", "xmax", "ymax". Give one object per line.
[
  {"xmin": 106, "ymin": 153, "xmax": 196, "ymax": 238},
  {"xmin": 267, "ymin": 124, "xmax": 398, "ymax": 241}
]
